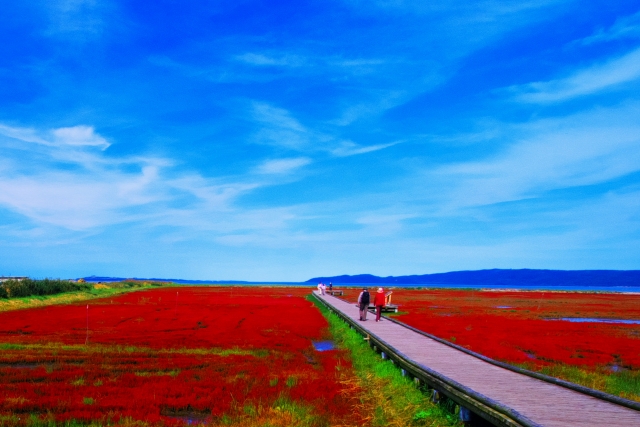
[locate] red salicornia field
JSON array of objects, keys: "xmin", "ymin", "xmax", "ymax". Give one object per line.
[
  {"xmin": 341, "ymin": 288, "xmax": 640, "ymax": 398},
  {"xmin": 0, "ymin": 287, "xmax": 364, "ymax": 425}
]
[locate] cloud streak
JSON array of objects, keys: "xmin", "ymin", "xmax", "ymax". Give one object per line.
[
  {"xmin": 512, "ymin": 47, "xmax": 640, "ymax": 103},
  {"xmin": 251, "ymin": 101, "xmax": 402, "ymax": 158},
  {"xmin": 255, "ymin": 157, "xmax": 311, "ymax": 174},
  {"xmin": 580, "ymin": 11, "xmax": 640, "ymax": 45},
  {"xmin": 0, "ymin": 124, "xmax": 110, "ymax": 149},
  {"xmin": 0, "ymin": 123, "xmax": 266, "ymax": 230},
  {"xmin": 432, "ymin": 102, "xmax": 640, "ymax": 209},
  {"xmin": 331, "ymin": 140, "xmax": 400, "ymax": 157}
]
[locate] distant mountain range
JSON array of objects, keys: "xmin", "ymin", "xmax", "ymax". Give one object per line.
[{"xmin": 307, "ymin": 269, "xmax": 640, "ymax": 287}]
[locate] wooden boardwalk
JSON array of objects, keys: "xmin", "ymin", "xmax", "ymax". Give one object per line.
[{"xmin": 314, "ymin": 291, "xmax": 640, "ymax": 427}]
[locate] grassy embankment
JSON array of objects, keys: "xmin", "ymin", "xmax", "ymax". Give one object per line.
[
  {"xmin": 515, "ymin": 362, "xmax": 640, "ymax": 403},
  {"xmin": 309, "ymin": 295, "xmax": 462, "ymax": 427},
  {"xmin": 0, "ymin": 281, "xmax": 174, "ymax": 313}
]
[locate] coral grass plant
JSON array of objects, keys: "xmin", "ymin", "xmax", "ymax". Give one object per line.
[
  {"xmin": 339, "ymin": 288, "xmax": 640, "ymax": 401},
  {"xmin": 0, "ymin": 287, "xmax": 366, "ymax": 426}
]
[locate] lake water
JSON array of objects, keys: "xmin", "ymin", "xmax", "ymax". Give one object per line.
[{"xmin": 83, "ymin": 279, "xmax": 640, "ymax": 293}]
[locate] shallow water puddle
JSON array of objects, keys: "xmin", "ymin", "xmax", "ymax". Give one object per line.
[
  {"xmin": 0, "ymin": 362, "xmax": 49, "ymax": 369},
  {"xmin": 161, "ymin": 408, "xmax": 210, "ymax": 425},
  {"xmin": 312, "ymin": 341, "xmax": 335, "ymax": 351},
  {"xmin": 495, "ymin": 306, "xmax": 512, "ymax": 309},
  {"xmin": 163, "ymin": 415, "xmax": 210, "ymax": 425}
]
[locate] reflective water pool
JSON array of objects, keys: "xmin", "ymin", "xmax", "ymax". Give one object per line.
[{"xmin": 312, "ymin": 341, "xmax": 336, "ymax": 351}]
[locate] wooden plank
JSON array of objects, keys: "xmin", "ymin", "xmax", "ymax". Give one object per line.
[{"xmin": 314, "ymin": 291, "xmax": 640, "ymax": 427}]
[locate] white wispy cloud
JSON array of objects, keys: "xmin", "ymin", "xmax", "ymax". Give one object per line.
[
  {"xmin": 235, "ymin": 53, "xmax": 306, "ymax": 67},
  {"xmin": 580, "ymin": 11, "xmax": 640, "ymax": 44},
  {"xmin": 44, "ymin": 0, "xmax": 110, "ymax": 38},
  {"xmin": 255, "ymin": 157, "xmax": 311, "ymax": 174},
  {"xmin": 331, "ymin": 140, "xmax": 400, "ymax": 157},
  {"xmin": 0, "ymin": 124, "xmax": 110, "ymax": 149},
  {"xmin": 512, "ymin": 47, "xmax": 640, "ymax": 103},
  {"xmin": 251, "ymin": 101, "xmax": 403, "ymax": 157},
  {"xmin": 329, "ymin": 90, "xmax": 407, "ymax": 126},
  {"xmin": 235, "ymin": 51, "xmax": 388, "ymax": 71},
  {"xmin": 252, "ymin": 102, "xmax": 311, "ymax": 149},
  {"xmin": 432, "ymin": 102, "xmax": 640, "ymax": 209},
  {"xmin": 0, "ymin": 123, "xmax": 265, "ymax": 230}
]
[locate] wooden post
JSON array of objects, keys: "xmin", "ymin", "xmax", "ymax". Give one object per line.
[
  {"xmin": 459, "ymin": 406, "xmax": 472, "ymax": 422},
  {"xmin": 381, "ymin": 351, "xmax": 386, "ymax": 360},
  {"xmin": 85, "ymin": 304, "xmax": 89, "ymax": 345},
  {"xmin": 431, "ymin": 389, "xmax": 441, "ymax": 403}
]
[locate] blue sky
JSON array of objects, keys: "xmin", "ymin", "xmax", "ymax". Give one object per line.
[{"xmin": 1, "ymin": 1, "xmax": 639, "ymax": 281}]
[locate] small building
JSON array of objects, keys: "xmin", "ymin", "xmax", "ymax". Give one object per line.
[{"xmin": 0, "ymin": 276, "xmax": 27, "ymax": 283}]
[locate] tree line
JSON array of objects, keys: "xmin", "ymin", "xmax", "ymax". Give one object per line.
[{"xmin": 0, "ymin": 278, "xmax": 92, "ymax": 298}]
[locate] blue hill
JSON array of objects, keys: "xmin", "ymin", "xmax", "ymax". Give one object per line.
[{"xmin": 307, "ymin": 269, "xmax": 640, "ymax": 287}]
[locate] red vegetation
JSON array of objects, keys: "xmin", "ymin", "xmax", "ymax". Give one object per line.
[
  {"xmin": 341, "ymin": 288, "xmax": 640, "ymax": 369},
  {"xmin": 0, "ymin": 287, "xmax": 358, "ymax": 424}
]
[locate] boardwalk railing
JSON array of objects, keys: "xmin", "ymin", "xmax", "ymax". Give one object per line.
[{"xmin": 312, "ymin": 292, "xmax": 640, "ymax": 427}]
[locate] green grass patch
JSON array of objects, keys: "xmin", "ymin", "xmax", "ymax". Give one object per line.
[
  {"xmin": 516, "ymin": 362, "xmax": 640, "ymax": 402},
  {"xmin": 385, "ymin": 311, "xmax": 409, "ymax": 317},
  {"xmin": 0, "ymin": 282, "xmax": 175, "ymax": 313},
  {"xmin": 0, "ymin": 342, "xmax": 267, "ymax": 358},
  {"xmin": 285, "ymin": 375, "xmax": 298, "ymax": 388},
  {"xmin": 215, "ymin": 394, "xmax": 330, "ymax": 426},
  {"xmin": 134, "ymin": 370, "xmax": 180, "ymax": 378}
]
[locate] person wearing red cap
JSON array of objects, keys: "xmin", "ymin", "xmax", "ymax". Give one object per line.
[{"xmin": 374, "ymin": 287, "xmax": 385, "ymax": 322}]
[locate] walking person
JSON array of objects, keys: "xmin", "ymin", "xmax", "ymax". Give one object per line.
[
  {"xmin": 357, "ymin": 288, "xmax": 370, "ymax": 321},
  {"xmin": 317, "ymin": 282, "xmax": 326, "ymax": 295},
  {"xmin": 329, "ymin": 282, "xmax": 333, "ymax": 292},
  {"xmin": 374, "ymin": 288, "xmax": 385, "ymax": 322}
]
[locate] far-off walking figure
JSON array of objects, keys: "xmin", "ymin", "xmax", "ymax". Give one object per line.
[
  {"xmin": 317, "ymin": 282, "xmax": 326, "ymax": 295},
  {"xmin": 357, "ymin": 288, "xmax": 370, "ymax": 321}
]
